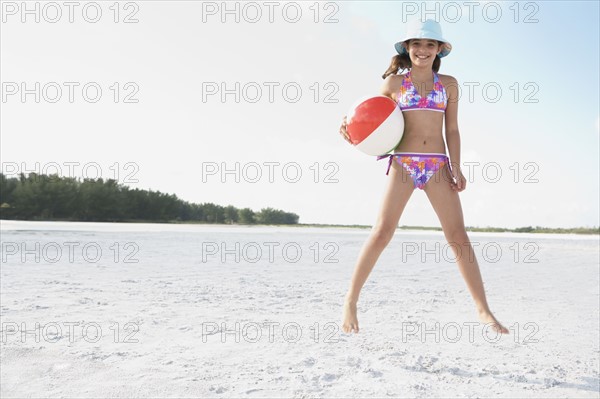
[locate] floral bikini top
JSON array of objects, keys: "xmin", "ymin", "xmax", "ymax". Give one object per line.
[{"xmin": 396, "ymin": 70, "xmax": 447, "ymax": 113}]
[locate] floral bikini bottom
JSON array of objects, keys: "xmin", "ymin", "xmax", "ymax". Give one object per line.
[{"xmin": 376, "ymin": 152, "xmax": 451, "ymax": 190}]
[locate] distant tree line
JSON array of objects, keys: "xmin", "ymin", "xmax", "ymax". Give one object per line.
[
  {"xmin": 398, "ymin": 225, "xmax": 599, "ymax": 235},
  {"xmin": 0, "ymin": 173, "xmax": 299, "ymax": 225}
]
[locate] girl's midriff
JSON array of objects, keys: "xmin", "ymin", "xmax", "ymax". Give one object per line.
[{"xmin": 392, "ymin": 108, "xmax": 446, "ymax": 154}]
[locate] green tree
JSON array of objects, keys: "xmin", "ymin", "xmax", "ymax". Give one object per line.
[
  {"xmin": 256, "ymin": 207, "xmax": 299, "ymax": 225},
  {"xmin": 224, "ymin": 205, "xmax": 239, "ymax": 224},
  {"xmin": 238, "ymin": 208, "xmax": 255, "ymax": 224}
]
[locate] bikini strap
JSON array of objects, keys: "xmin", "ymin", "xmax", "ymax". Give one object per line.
[{"xmin": 376, "ymin": 154, "xmax": 395, "ymax": 175}]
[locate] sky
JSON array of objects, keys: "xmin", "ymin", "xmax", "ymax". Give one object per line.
[{"xmin": 1, "ymin": 0, "xmax": 599, "ymax": 228}]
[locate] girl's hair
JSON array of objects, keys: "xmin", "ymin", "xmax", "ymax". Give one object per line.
[{"xmin": 381, "ymin": 40, "xmax": 442, "ymax": 79}]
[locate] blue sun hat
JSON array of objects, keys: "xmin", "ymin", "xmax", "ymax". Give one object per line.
[{"xmin": 394, "ymin": 19, "xmax": 452, "ymax": 58}]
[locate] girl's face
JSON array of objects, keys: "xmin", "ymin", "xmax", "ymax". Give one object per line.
[{"xmin": 405, "ymin": 39, "xmax": 441, "ymax": 66}]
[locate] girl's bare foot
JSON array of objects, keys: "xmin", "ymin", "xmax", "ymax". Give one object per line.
[
  {"xmin": 478, "ymin": 310, "xmax": 509, "ymax": 334},
  {"xmin": 342, "ymin": 300, "xmax": 359, "ymax": 333}
]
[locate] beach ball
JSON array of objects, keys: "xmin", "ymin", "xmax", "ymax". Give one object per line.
[{"xmin": 346, "ymin": 96, "xmax": 404, "ymax": 156}]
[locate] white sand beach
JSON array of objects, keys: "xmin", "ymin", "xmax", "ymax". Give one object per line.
[{"xmin": 1, "ymin": 221, "xmax": 598, "ymax": 397}]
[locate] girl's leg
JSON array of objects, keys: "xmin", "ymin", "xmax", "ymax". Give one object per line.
[
  {"xmin": 342, "ymin": 161, "xmax": 415, "ymax": 333},
  {"xmin": 423, "ymin": 165, "xmax": 509, "ymax": 334}
]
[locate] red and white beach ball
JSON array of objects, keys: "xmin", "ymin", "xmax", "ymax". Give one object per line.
[{"xmin": 346, "ymin": 96, "xmax": 404, "ymax": 156}]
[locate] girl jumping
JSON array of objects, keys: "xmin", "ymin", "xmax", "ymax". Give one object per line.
[{"xmin": 339, "ymin": 19, "xmax": 508, "ymax": 335}]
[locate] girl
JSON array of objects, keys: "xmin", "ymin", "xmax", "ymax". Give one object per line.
[{"xmin": 339, "ymin": 19, "xmax": 508, "ymax": 335}]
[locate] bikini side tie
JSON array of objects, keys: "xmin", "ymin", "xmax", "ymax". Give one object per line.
[{"xmin": 376, "ymin": 154, "xmax": 395, "ymax": 176}]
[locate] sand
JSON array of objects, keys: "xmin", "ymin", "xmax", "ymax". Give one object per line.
[{"xmin": 1, "ymin": 221, "xmax": 598, "ymax": 398}]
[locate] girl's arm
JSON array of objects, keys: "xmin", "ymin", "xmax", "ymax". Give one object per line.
[
  {"xmin": 444, "ymin": 76, "xmax": 466, "ymax": 190},
  {"xmin": 379, "ymin": 74, "xmax": 400, "ymax": 100}
]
